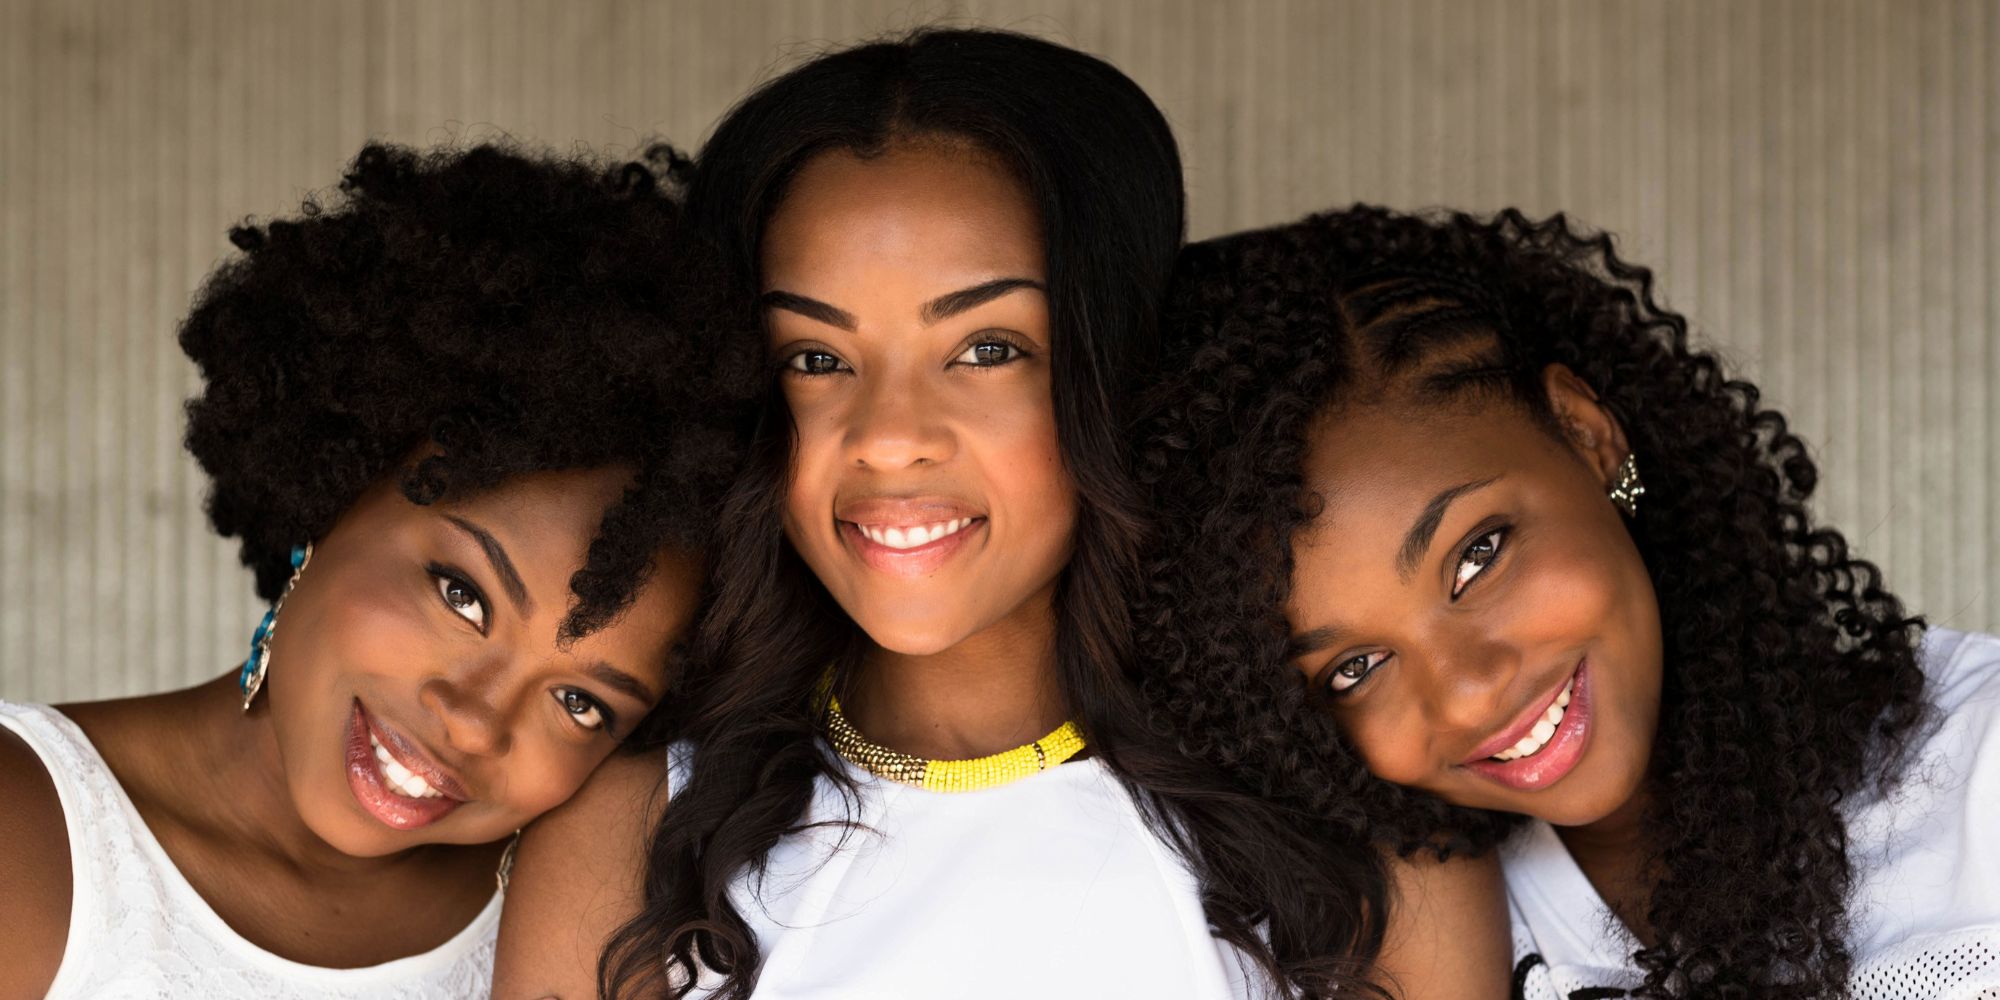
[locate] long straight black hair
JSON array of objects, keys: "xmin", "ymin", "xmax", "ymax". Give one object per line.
[{"xmin": 603, "ymin": 28, "xmax": 1387, "ymax": 998}]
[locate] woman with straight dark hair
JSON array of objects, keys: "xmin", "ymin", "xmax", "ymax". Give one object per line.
[{"xmin": 492, "ymin": 28, "xmax": 1505, "ymax": 1000}]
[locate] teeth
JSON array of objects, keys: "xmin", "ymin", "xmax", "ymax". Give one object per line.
[
  {"xmin": 858, "ymin": 518, "xmax": 973, "ymax": 550},
  {"xmin": 368, "ymin": 732, "xmax": 444, "ymax": 799},
  {"xmin": 1489, "ymin": 677, "xmax": 1575, "ymax": 763}
]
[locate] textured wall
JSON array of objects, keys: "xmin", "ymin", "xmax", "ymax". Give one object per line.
[{"xmin": 2, "ymin": 0, "xmax": 1995, "ymax": 703}]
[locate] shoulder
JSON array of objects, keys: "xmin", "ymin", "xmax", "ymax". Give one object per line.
[
  {"xmin": 491, "ymin": 746, "xmax": 673, "ymax": 999},
  {"xmin": 1919, "ymin": 627, "xmax": 2000, "ymax": 709},
  {"xmin": 0, "ymin": 707, "xmax": 76, "ymax": 998}
]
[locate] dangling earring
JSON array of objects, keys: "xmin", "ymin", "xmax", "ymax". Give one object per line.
[
  {"xmin": 1607, "ymin": 454, "xmax": 1645, "ymax": 517},
  {"xmin": 241, "ymin": 543, "xmax": 313, "ymax": 712}
]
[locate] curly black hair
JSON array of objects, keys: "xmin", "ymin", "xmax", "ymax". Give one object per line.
[
  {"xmin": 180, "ymin": 141, "xmax": 756, "ymax": 647},
  {"xmin": 1132, "ymin": 205, "xmax": 1927, "ymax": 998}
]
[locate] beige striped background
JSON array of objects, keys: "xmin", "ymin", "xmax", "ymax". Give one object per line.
[{"xmin": 2, "ymin": 0, "xmax": 1994, "ymax": 703}]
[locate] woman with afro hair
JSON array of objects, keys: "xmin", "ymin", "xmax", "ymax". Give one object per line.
[
  {"xmin": 0, "ymin": 140, "xmax": 753, "ymax": 999},
  {"xmin": 1131, "ymin": 204, "xmax": 1996, "ymax": 998}
]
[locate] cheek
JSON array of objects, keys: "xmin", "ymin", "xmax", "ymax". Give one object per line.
[
  {"xmin": 1340, "ymin": 705, "xmax": 1435, "ymax": 788},
  {"xmin": 497, "ymin": 742, "xmax": 609, "ymax": 820}
]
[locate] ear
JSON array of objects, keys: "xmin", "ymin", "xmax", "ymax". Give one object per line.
[{"xmin": 1540, "ymin": 363, "xmax": 1630, "ymax": 488}]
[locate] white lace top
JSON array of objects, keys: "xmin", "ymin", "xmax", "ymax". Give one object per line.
[
  {"xmin": 1503, "ymin": 627, "xmax": 2000, "ymax": 999},
  {"xmin": 0, "ymin": 701, "xmax": 500, "ymax": 1000}
]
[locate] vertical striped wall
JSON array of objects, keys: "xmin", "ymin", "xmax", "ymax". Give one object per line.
[{"xmin": 2, "ymin": 0, "xmax": 1995, "ymax": 702}]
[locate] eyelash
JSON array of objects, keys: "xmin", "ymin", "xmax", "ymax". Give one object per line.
[
  {"xmin": 950, "ymin": 335, "xmax": 1031, "ymax": 369},
  {"xmin": 1451, "ymin": 526, "xmax": 1509, "ymax": 599},
  {"xmin": 552, "ymin": 688, "xmax": 616, "ymax": 734},
  {"xmin": 427, "ymin": 564, "xmax": 489, "ymax": 634},
  {"xmin": 1323, "ymin": 650, "xmax": 1391, "ymax": 696}
]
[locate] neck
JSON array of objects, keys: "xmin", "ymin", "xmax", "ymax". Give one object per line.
[
  {"xmin": 841, "ymin": 584, "xmax": 1068, "ymax": 761},
  {"xmin": 1555, "ymin": 783, "xmax": 1658, "ymax": 944}
]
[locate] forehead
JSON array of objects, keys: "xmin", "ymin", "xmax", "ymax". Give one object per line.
[
  {"xmin": 760, "ymin": 144, "xmax": 1044, "ymax": 299},
  {"xmin": 1295, "ymin": 400, "xmax": 1542, "ymax": 550}
]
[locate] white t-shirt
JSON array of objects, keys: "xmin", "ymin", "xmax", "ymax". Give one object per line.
[
  {"xmin": 669, "ymin": 744, "xmax": 1262, "ymax": 999},
  {"xmin": 0, "ymin": 701, "xmax": 499, "ymax": 999},
  {"xmin": 1504, "ymin": 627, "xmax": 2000, "ymax": 999}
]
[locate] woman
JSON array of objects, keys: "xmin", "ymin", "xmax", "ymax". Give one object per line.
[
  {"xmin": 494, "ymin": 29, "xmax": 1503, "ymax": 1000},
  {"xmin": 0, "ymin": 142, "xmax": 751, "ymax": 998},
  {"xmin": 1131, "ymin": 205, "xmax": 1996, "ymax": 997}
]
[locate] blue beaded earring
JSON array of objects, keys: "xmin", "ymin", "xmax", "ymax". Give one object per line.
[{"xmin": 240, "ymin": 543, "xmax": 313, "ymax": 711}]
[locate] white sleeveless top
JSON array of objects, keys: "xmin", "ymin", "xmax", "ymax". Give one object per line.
[
  {"xmin": 1504, "ymin": 627, "xmax": 2000, "ymax": 999},
  {"xmin": 668, "ymin": 744, "xmax": 1263, "ymax": 999},
  {"xmin": 0, "ymin": 701, "xmax": 499, "ymax": 1000}
]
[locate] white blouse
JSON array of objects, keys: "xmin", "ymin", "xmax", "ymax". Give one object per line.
[
  {"xmin": 0, "ymin": 701, "xmax": 499, "ymax": 999},
  {"xmin": 670, "ymin": 743, "xmax": 1262, "ymax": 998},
  {"xmin": 1504, "ymin": 627, "xmax": 2000, "ymax": 999}
]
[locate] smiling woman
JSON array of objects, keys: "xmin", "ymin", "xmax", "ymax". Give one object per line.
[
  {"xmin": 0, "ymin": 141, "xmax": 752, "ymax": 999},
  {"xmin": 1131, "ymin": 205, "xmax": 1997, "ymax": 998}
]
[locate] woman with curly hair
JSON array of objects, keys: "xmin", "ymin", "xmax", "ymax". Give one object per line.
[
  {"xmin": 0, "ymin": 141, "xmax": 752, "ymax": 998},
  {"xmin": 1131, "ymin": 204, "xmax": 1995, "ymax": 998},
  {"xmin": 494, "ymin": 29, "xmax": 1503, "ymax": 1000}
]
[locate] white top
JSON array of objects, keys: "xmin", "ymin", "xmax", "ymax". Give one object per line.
[
  {"xmin": 1504, "ymin": 627, "xmax": 2000, "ymax": 999},
  {"xmin": 0, "ymin": 701, "xmax": 499, "ymax": 1000},
  {"xmin": 669, "ymin": 744, "xmax": 1262, "ymax": 999}
]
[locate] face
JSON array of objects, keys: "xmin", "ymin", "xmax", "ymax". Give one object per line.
[
  {"xmin": 760, "ymin": 142, "xmax": 1074, "ymax": 655},
  {"xmin": 1283, "ymin": 366, "xmax": 1663, "ymax": 828},
  {"xmin": 261, "ymin": 466, "xmax": 699, "ymax": 856}
]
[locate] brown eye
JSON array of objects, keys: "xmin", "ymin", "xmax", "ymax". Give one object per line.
[
  {"xmin": 434, "ymin": 573, "xmax": 487, "ymax": 631},
  {"xmin": 1452, "ymin": 528, "xmax": 1507, "ymax": 597},
  {"xmin": 553, "ymin": 688, "xmax": 609, "ymax": 732},
  {"xmin": 785, "ymin": 349, "xmax": 848, "ymax": 375},
  {"xmin": 952, "ymin": 339, "xmax": 1022, "ymax": 367},
  {"xmin": 1325, "ymin": 651, "xmax": 1391, "ymax": 694}
]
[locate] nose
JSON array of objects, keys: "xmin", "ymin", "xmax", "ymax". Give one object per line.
[
  {"xmin": 1413, "ymin": 623, "xmax": 1524, "ymax": 736},
  {"xmin": 842, "ymin": 365, "xmax": 956, "ymax": 470},
  {"xmin": 418, "ymin": 665, "xmax": 512, "ymax": 758}
]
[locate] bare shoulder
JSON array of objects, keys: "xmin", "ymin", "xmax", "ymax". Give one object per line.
[
  {"xmin": 491, "ymin": 748, "xmax": 673, "ymax": 1000},
  {"xmin": 1372, "ymin": 848, "xmax": 1511, "ymax": 1000},
  {"xmin": 0, "ymin": 721, "xmax": 75, "ymax": 998}
]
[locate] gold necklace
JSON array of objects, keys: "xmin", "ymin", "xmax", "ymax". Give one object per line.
[{"xmin": 823, "ymin": 694, "xmax": 1086, "ymax": 792}]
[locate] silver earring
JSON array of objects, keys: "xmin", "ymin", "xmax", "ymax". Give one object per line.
[
  {"xmin": 240, "ymin": 542, "xmax": 313, "ymax": 712},
  {"xmin": 1607, "ymin": 454, "xmax": 1645, "ymax": 517}
]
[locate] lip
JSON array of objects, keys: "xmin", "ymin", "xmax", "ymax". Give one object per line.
[
  {"xmin": 1460, "ymin": 659, "xmax": 1593, "ymax": 791},
  {"xmin": 834, "ymin": 495, "xmax": 987, "ymax": 579},
  {"xmin": 343, "ymin": 700, "xmax": 466, "ymax": 831}
]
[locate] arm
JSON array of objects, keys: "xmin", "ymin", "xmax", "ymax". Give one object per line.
[
  {"xmin": 0, "ymin": 726, "xmax": 73, "ymax": 999},
  {"xmin": 491, "ymin": 751, "xmax": 670, "ymax": 1000},
  {"xmin": 1370, "ymin": 849, "xmax": 1511, "ymax": 1000}
]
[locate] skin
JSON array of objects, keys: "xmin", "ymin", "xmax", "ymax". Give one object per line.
[
  {"xmin": 762, "ymin": 141, "xmax": 1072, "ymax": 756},
  {"xmin": 1286, "ymin": 364, "xmax": 1666, "ymax": 939},
  {"xmin": 0, "ymin": 466, "xmax": 698, "ymax": 993},
  {"xmin": 494, "ymin": 142, "xmax": 1510, "ymax": 998}
]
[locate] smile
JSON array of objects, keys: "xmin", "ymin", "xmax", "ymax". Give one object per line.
[
  {"xmin": 1461, "ymin": 660, "xmax": 1594, "ymax": 791},
  {"xmin": 852, "ymin": 517, "xmax": 978, "ymax": 550},
  {"xmin": 343, "ymin": 700, "xmax": 465, "ymax": 831}
]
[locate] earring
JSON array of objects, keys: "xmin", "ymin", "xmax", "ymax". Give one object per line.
[
  {"xmin": 1607, "ymin": 454, "xmax": 1645, "ymax": 517},
  {"xmin": 240, "ymin": 543, "xmax": 313, "ymax": 712}
]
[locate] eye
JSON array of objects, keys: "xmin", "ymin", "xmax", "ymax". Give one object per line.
[
  {"xmin": 1452, "ymin": 528, "xmax": 1508, "ymax": 598},
  {"xmin": 432, "ymin": 570, "xmax": 488, "ymax": 632},
  {"xmin": 1324, "ymin": 650, "xmax": 1391, "ymax": 695},
  {"xmin": 950, "ymin": 338, "xmax": 1024, "ymax": 367},
  {"xmin": 553, "ymin": 688, "xmax": 612, "ymax": 733},
  {"xmin": 784, "ymin": 349, "xmax": 850, "ymax": 376}
]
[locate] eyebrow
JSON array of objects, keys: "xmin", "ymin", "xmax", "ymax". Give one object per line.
[
  {"xmin": 442, "ymin": 515, "xmax": 533, "ymax": 616},
  {"xmin": 1395, "ymin": 476, "xmax": 1504, "ymax": 583},
  {"xmin": 918, "ymin": 277, "xmax": 1045, "ymax": 325},
  {"xmin": 1287, "ymin": 624, "xmax": 1345, "ymax": 659},
  {"xmin": 586, "ymin": 660, "xmax": 657, "ymax": 705},
  {"xmin": 760, "ymin": 291, "xmax": 857, "ymax": 331},
  {"xmin": 759, "ymin": 277, "xmax": 1046, "ymax": 334}
]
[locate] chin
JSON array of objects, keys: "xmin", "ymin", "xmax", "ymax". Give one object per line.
[{"xmin": 858, "ymin": 616, "xmax": 974, "ymax": 656}]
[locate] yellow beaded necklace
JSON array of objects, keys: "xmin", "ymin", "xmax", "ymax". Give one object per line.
[{"xmin": 823, "ymin": 693, "xmax": 1086, "ymax": 792}]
